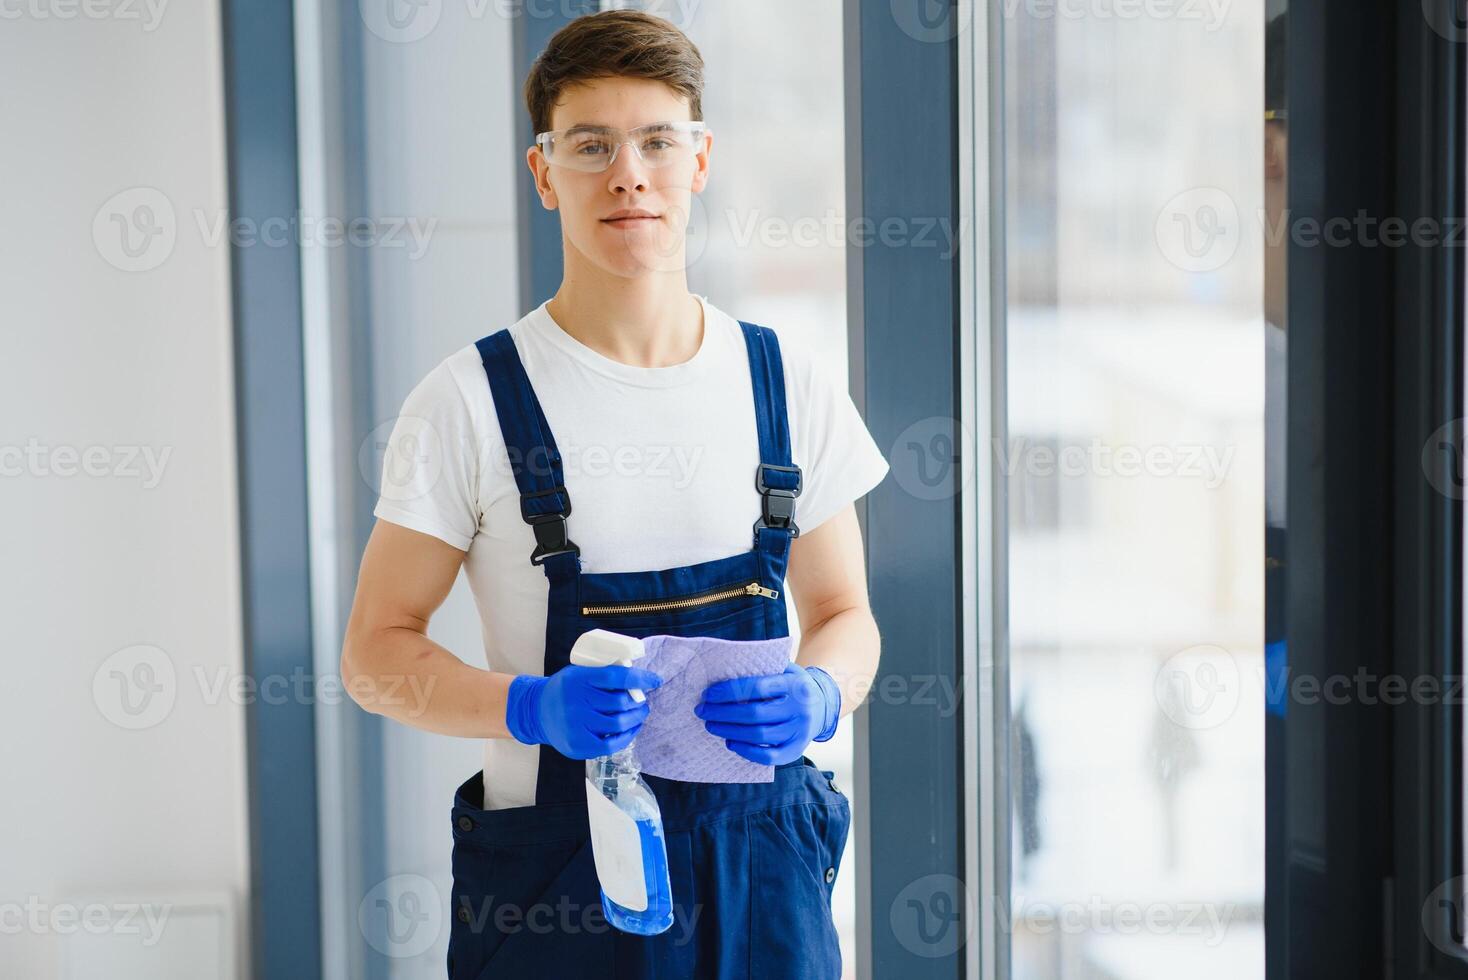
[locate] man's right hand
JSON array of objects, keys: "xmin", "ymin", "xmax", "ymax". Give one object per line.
[{"xmin": 505, "ymin": 664, "xmax": 663, "ymax": 759}]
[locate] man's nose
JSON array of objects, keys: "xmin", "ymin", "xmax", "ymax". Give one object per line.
[{"xmin": 604, "ymin": 142, "xmax": 650, "ymax": 193}]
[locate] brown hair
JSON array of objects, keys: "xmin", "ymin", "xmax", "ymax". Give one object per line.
[{"xmin": 523, "ymin": 10, "xmax": 705, "ymax": 136}]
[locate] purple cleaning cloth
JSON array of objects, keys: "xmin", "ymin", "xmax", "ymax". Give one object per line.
[{"xmin": 632, "ymin": 633, "xmax": 794, "ymax": 783}]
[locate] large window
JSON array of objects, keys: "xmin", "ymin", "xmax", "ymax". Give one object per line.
[{"xmin": 992, "ymin": 2, "xmax": 1266, "ymax": 976}]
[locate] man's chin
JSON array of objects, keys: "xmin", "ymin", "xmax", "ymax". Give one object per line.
[{"xmin": 591, "ymin": 235, "xmax": 688, "ymax": 276}]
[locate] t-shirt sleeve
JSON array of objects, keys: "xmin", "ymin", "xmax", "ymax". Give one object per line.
[
  {"xmin": 371, "ymin": 361, "xmax": 481, "ymax": 551},
  {"xmin": 789, "ymin": 345, "xmax": 890, "ymax": 535}
]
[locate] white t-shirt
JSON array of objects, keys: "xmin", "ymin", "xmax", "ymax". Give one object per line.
[{"xmin": 372, "ymin": 293, "xmax": 891, "ymax": 809}]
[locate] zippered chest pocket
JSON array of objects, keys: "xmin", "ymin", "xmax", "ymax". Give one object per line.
[{"xmin": 580, "ymin": 580, "xmax": 779, "ymax": 618}]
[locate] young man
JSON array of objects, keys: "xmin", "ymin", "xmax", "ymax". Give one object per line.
[{"xmin": 341, "ymin": 10, "xmax": 889, "ymax": 978}]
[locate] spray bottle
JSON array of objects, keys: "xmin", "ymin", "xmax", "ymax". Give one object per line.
[{"xmin": 568, "ymin": 628, "xmax": 674, "ymax": 935}]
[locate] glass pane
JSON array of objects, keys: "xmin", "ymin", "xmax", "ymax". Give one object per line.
[{"xmin": 1001, "ymin": 3, "xmax": 1268, "ymax": 976}]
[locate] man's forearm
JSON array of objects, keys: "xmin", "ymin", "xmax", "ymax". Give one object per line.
[
  {"xmin": 342, "ymin": 625, "xmax": 518, "ymax": 739},
  {"xmin": 795, "ymin": 605, "xmax": 881, "ymax": 720}
]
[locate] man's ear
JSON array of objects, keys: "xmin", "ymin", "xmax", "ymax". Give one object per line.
[
  {"xmin": 690, "ymin": 129, "xmax": 714, "ymax": 194},
  {"xmin": 526, "ymin": 145, "xmax": 559, "ymax": 211}
]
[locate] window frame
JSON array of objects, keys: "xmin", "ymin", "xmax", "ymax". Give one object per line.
[
  {"xmin": 846, "ymin": 1, "xmax": 970, "ymax": 978},
  {"xmin": 1390, "ymin": 0, "xmax": 1468, "ymax": 976}
]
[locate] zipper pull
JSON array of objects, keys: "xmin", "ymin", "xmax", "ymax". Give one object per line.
[{"xmin": 745, "ymin": 582, "xmax": 779, "ymax": 599}]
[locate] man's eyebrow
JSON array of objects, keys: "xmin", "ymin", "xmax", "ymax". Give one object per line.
[{"xmin": 560, "ymin": 121, "xmax": 680, "ymax": 135}]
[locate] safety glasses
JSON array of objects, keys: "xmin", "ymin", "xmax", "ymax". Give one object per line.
[{"xmin": 534, "ymin": 120, "xmax": 709, "ymax": 174}]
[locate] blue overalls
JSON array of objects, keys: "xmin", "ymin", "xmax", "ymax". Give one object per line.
[{"xmin": 445, "ymin": 319, "xmax": 851, "ymax": 979}]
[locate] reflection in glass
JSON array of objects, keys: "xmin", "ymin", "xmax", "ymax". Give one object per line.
[
  {"xmin": 1001, "ymin": 2, "xmax": 1268, "ymax": 976},
  {"xmin": 1262, "ymin": 8, "xmax": 1289, "ymax": 974}
]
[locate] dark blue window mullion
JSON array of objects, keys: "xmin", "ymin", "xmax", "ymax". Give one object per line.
[
  {"xmin": 846, "ymin": 3, "xmax": 966, "ymax": 978},
  {"xmin": 220, "ymin": 1, "xmax": 322, "ymax": 978}
]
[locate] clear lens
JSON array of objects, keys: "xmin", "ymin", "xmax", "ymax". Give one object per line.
[{"xmin": 540, "ymin": 122, "xmax": 705, "ymax": 173}]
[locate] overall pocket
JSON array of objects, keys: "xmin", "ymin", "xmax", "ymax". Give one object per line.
[
  {"xmin": 448, "ymin": 835, "xmax": 611, "ymax": 980},
  {"xmin": 745, "ymin": 801, "xmax": 849, "ymax": 980}
]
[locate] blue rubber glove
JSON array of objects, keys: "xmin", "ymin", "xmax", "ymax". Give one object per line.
[
  {"xmin": 695, "ymin": 662, "xmax": 842, "ymax": 766},
  {"xmin": 505, "ymin": 664, "xmax": 664, "ymax": 760}
]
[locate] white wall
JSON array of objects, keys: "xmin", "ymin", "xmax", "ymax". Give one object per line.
[{"xmin": 0, "ymin": 4, "xmax": 250, "ymax": 979}]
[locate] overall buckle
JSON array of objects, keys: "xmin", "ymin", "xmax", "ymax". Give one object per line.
[
  {"xmin": 753, "ymin": 463, "xmax": 802, "ymax": 540},
  {"xmin": 520, "ymin": 485, "xmax": 580, "ymax": 565}
]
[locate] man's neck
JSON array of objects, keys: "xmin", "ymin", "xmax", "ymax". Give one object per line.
[{"xmin": 546, "ymin": 267, "xmax": 703, "ymax": 369}]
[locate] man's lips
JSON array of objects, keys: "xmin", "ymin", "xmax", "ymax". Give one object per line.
[{"xmin": 602, "ymin": 214, "xmax": 661, "ymax": 226}]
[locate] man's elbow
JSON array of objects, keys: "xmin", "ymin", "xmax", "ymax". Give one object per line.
[{"xmin": 339, "ymin": 624, "xmax": 383, "ymax": 714}]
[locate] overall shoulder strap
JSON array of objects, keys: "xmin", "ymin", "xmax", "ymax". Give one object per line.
[
  {"xmin": 738, "ymin": 320, "xmax": 803, "ymax": 551},
  {"xmin": 475, "ymin": 329, "xmax": 580, "ymax": 575}
]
